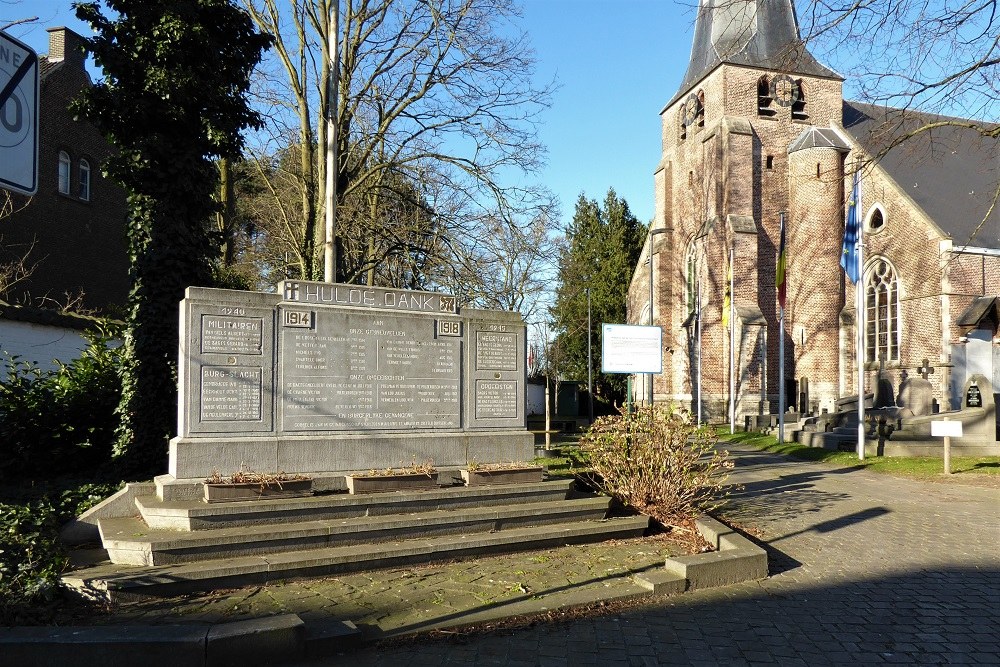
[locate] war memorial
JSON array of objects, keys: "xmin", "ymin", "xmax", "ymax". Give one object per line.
[{"xmin": 169, "ymin": 280, "xmax": 533, "ymax": 484}]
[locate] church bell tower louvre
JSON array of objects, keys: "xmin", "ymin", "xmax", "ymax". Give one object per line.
[{"xmin": 633, "ymin": 0, "xmax": 849, "ymax": 422}]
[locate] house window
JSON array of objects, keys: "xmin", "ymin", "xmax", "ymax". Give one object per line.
[
  {"xmin": 58, "ymin": 151, "xmax": 71, "ymax": 194},
  {"xmin": 791, "ymin": 79, "xmax": 808, "ymax": 120},
  {"xmin": 78, "ymin": 159, "xmax": 91, "ymax": 201},
  {"xmin": 766, "ymin": 155, "xmax": 774, "ymax": 170},
  {"xmin": 757, "ymin": 76, "xmax": 775, "ymax": 117},
  {"xmin": 865, "ymin": 258, "xmax": 899, "ymax": 363}
]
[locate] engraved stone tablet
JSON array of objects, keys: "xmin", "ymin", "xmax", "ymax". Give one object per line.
[
  {"xmin": 279, "ymin": 308, "xmax": 462, "ymax": 431},
  {"xmin": 200, "ymin": 315, "xmax": 263, "ymax": 355},
  {"xmin": 966, "ymin": 383, "xmax": 982, "ymax": 408},
  {"xmin": 475, "ymin": 380, "xmax": 518, "ymax": 419},
  {"xmin": 476, "ymin": 330, "xmax": 518, "ymax": 370},
  {"xmin": 200, "ymin": 366, "xmax": 262, "ymax": 421}
]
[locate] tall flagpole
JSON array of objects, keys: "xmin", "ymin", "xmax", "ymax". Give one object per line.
[
  {"xmin": 323, "ymin": 0, "xmax": 340, "ymax": 283},
  {"xmin": 729, "ymin": 245, "xmax": 735, "ymax": 434},
  {"xmin": 855, "ymin": 173, "xmax": 866, "ymax": 461},
  {"xmin": 696, "ymin": 270, "xmax": 702, "ymax": 425},
  {"xmin": 777, "ymin": 212, "xmax": 786, "ymax": 444}
]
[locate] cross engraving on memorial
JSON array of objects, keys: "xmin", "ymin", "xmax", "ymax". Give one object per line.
[{"xmin": 917, "ymin": 358, "xmax": 935, "ymax": 381}]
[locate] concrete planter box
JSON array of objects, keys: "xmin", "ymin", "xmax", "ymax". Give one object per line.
[
  {"xmin": 345, "ymin": 472, "xmax": 439, "ymax": 494},
  {"xmin": 460, "ymin": 466, "xmax": 544, "ymax": 486},
  {"xmin": 203, "ymin": 479, "xmax": 313, "ymax": 503}
]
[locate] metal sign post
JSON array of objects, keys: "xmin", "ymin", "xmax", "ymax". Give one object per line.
[{"xmin": 0, "ymin": 31, "xmax": 39, "ymax": 195}]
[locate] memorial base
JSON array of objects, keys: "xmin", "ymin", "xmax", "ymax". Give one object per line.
[{"xmin": 169, "ymin": 430, "xmax": 534, "ymax": 480}]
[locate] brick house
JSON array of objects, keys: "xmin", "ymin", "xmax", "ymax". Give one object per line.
[
  {"xmin": 627, "ymin": 0, "xmax": 1000, "ymax": 422},
  {"xmin": 1, "ymin": 27, "xmax": 128, "ymax": 314}
]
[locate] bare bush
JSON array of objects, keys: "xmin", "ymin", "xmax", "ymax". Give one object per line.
[{"xmin": 580, "ymin": 406, "xmax": 734, "ymax": 528}]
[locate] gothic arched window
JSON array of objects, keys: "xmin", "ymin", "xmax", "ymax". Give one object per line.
[
  {"xmin": 865, "ymin": 258, "xmax": 900, "ymax": 363},
  {"xmin": 696, "ymin": 91, "xmax": 705, "ymax": 127},
  {"xmin": 679, "ymin": 103, "xmax": 687, "ymax": 141},
  {"xmin": 866, "ymin": 205, "xmax": 886, "ymax": 234}
]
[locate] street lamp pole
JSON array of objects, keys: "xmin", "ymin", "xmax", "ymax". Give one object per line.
[
  {"xmin": 323, "ymin": 0, "xmax": 340, "ymax": 283},
  {"xmin": 648, "ymin": 228, "xmax": 668, "ymax": 408},
  {"xmin": 587, "ymin": 287, "xmax": 594, "ymax": 424}
]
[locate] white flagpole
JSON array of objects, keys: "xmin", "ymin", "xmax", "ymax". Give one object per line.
[
  {"xmin": 856, "ymin": 173, "xmax": 866, "ymax": 461},
  {"xmin": 697, "ymin": 270, "xmax": 702, "ymax": 425},
  {"xmin": 323, "ymin": 0, "xmax": 340, "ymax": 283},
  {"xmin": 778, "ymin": 213, "xmax": 785, "ymax": 444},
  {"xmin": 729, "ymin": 245, "xmax": 735, "ymax": 434}
]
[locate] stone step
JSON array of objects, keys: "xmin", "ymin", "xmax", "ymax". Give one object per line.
[
  {"xmin": 100, "ymin": 496, "xmax": 613, "ymax": 566},
  {"xmin": 65, "ymin": 515, "xmax": 651, "ymax": 602},
  {"xmin": 137, "ymin": 479, "xmax": 576, "ymax": 531}
]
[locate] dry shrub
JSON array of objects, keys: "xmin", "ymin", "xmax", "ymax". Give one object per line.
[{"xmin": 580, "ymin": 405, "xmax": 733, "ymax": 528}]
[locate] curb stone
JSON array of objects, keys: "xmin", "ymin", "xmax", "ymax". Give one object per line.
[
  {"xmin": 634, "ymin": 515, "xmax": 767, "ymax": 592},
  {"xmin": 0, "ymin": 614, "xmax": 359, "ymax": 667}
]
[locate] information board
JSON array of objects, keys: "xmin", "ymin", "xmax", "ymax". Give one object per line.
[{"xmin": 601, "ymin": 323, "xmax": 663, "ymax": 374}]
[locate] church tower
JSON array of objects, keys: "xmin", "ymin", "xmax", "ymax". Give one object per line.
[{"xmin": 630, "ymin": 0, "xmax": 847, "ymax": 420}]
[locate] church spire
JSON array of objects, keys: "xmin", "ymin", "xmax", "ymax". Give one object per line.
[{"xmin": 672, "ymin": 0, "xmax": 839, "ymax": 104}]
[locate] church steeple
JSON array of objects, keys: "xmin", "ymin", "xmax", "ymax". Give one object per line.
[{"xmin": 671, "ymin": 0, "xmax": 839, "ymax": 104}]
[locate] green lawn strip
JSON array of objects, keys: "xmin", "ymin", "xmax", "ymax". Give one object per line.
[{"xmin": 715, "ymin": 429, "xmax": 1000, "ymax": 478}]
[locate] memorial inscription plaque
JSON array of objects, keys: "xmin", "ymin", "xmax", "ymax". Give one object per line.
[
  {"xmin": 172, "ymin": 282, "xmax": 531, "ymax": 479},
  {"xmin": 200, "ymin": 367, "xmax": 262, "ymax": 421},
  {"xmin": 279, "ymin": 309, "xmax": 461, "ymax": 431}
]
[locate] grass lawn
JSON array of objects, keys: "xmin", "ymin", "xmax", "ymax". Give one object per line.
[{"xmin": 716, "ymin": 429, "xmax": 1000, "ymax": 484}]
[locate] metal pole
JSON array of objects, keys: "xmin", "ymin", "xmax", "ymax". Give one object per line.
[
  {"xmin": 587, "ymin": 288, "xmax": 594, "ymax": 424},
  {"xmin": 779, "ymin": 305, "xmax": 785, "ymax": 443},
  {"xmin": 647, "ymin": 228, "xmax": 667, "ymax": 408},
  {"xmin": 778, "ymin": 214, "xmax": 785, "ymax": 444},
  {"xmin": 856, "ymin": 173, "xmax": 866, "ymax": 461},
  {"xmin": 648, "ymin": 240, "xmax": 654, "ymax": 409},
  {"xmin": 729, "ymin": 245, "xmax": 735, "ymax": 434},
  {"xmin": 696, "ymin": 270, "xmax": 702, "ymax": 425},
  {"xmin": 323, "ymin": 0, "xmax": 340, "ymax": 283}
]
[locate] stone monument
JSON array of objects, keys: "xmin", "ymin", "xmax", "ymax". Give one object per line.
[
  {"xmin": 960, "ymin": 374, "xmax": 996, "ymax": 442},
  {"xmin": 168, "ymin": 281, "xmax": 533, "ymax": 481}
]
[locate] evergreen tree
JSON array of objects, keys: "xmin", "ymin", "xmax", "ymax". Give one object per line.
[
  {"xmin": 549, "ymin": 189, "xmax": 646, "ymax": 401},
  {"xmin": 74, "ymin": 0, "xmax": 271, "ymax": 473}
]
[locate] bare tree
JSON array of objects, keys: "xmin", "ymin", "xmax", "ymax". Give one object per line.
[
  {"xmin": 241, "ymin": 0, "xmax": 557, "ymax": 295},
  {"xmin": 799, "ymin": 0, "xmax": 1000, "ymax": 246}
]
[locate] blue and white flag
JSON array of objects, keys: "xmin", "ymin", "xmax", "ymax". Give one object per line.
[{"xmin": 841, "ymin": 170, "xmax": 861, "ymax": 283}]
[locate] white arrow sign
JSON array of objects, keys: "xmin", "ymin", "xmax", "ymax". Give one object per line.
[{"xmin": 0, "ymin": 31, "xmax": 39, "ymax": 196}]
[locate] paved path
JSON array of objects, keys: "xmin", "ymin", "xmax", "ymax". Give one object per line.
[{"xmin": 314, "ymin": 446, "xmax": 1000, "ymax": 665}]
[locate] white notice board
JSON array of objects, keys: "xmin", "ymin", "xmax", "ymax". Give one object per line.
[
  {"xmin": 931, "ymin": 420, "xmax": 963, "ymax": 438},
  {"xmin": 601, "ymin": 323, "xmax": 662, "ymax": 374}
]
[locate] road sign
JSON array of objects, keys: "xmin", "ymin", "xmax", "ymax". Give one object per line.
[
  {"xmin": 601, "ymin": 323, "xmax": 663, "ymax": 374},
  {"xmin": 0, "ymin": 31, "xmax": 39, "ymax": 196}
]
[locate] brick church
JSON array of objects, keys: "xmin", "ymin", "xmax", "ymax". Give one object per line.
[{"xmin": 627, "ymin": 0, "xmax": 1000, "ymax": 422}]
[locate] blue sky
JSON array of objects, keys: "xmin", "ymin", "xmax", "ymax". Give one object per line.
[{"xmin": 6, "ymin": 0, "xmax": 701, "ymax": 226}]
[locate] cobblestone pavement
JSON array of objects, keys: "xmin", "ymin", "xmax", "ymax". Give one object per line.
[{"xmin": 304, "ymin": 446, "xmax": 1000, "ymax": 666}]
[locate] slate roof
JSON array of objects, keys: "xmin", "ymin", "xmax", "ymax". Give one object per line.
[
  {"xmin": 788, "ymin": 127, "xmax": 851, "ymax": 154},
  {"xmin": 842, "ymin": 101, "xmax": 1000, "ymax": 250},
  {"xmin": 957, "ymin": 296, "xmax": 999, "ymax": 329},
  {"xmin": 669, "ymin": 0, "xmax": 840, "ymax": 108}
]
